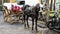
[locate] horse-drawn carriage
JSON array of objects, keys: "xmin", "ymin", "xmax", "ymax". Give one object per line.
[
  {"xmin": 3, "ymin": 3, "xmax": 41, "ymax": 32},
  {"xmin": 3, "ymin": 3, "xmax": 24, "ymax": 24}
]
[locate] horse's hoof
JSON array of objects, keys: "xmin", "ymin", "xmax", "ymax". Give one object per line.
[
  {"xmin": 35, "ymin": 30, "xmax": 39, "ymax": 33},
  {"xmin": 32, "ymin": 28, "xmax": 34, "ymax": 31},
  {"xmin": 28, "ymin": 26, "xmax": 30, "ymax": 28},
  {"xmin": 31, "ymin": 29, "xmax": 34, "ymax": 32},
  {"xmin": 10, "ymin": 22, "xmax": 14, "ymax": 25},
  {"xmin": 4, "ymin": 19, "xmax": 7, "ymax": 22},
  {"xmin": 24, "ymin": 27, "xmax": 27, "ymax": 29},
  {"xmin": 24, "ymin": 25, "xmax": 26, "ymax": 28},
  {"xmin": 4, "ymin": 20, "xmax": 7, "ymax": 22}
]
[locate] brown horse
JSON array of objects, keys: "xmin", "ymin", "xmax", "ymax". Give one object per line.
[{"xmin": 3, "ymin": 6, "xmax": 11, "ymax": 22}]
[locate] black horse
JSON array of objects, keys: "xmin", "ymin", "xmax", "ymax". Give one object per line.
[{"xmin": 22, "ymin": 4, "xmax": 40, "ymax": 32}]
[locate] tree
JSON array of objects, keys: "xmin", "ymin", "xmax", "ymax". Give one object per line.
[
  {"xmin": 53, "ymin": 0, "xmax": 56, "ymax": 11},
  {"xmin": 41, "ymin": 0, "xmax": 43, "ymax": 4},
  {"xmin": 50, "ymin": 0, "xmax": 53, "ymax": 11},
  {"xmin": 45, "ymin": 0, "xmax": 50, "ymax": 22},
  {"xmin": 59, "ymin": 5, "xmax": 60, "ymax": 10}
]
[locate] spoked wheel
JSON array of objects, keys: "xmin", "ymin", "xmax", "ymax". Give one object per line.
[
  {"xmin": 53, "ymin": 28, "xmax": 60, "ymax": 33},
  {"xmin": 47, "ymin": 21, "xmax": 60, "ymax": 33},
  {"xmin": 47, "ymin": 21, "xmax": 54, "ymax": 30},
  {"xmin": 52, "ymin": 23, "xmax": 60, "ymax": 33}
]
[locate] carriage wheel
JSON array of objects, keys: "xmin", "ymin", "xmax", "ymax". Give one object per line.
[
  {"xmin": 9, "ymin": 15, "xmax": 13, "ymax": 24},
  {"xmin": 19, "ymin": 14, "xmax": 24, "ymax": 24},
  {"xmin": 47, "ymin": 21, "xmax": 54, "ymax": 30}
]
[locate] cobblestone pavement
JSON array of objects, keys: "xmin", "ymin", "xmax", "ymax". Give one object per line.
[
  {"xmin": 0, "ymin": 11, "xmax": 60, "ymax": 34},
  {"xmin": 0, "ymin": 11, "xmax": 36, "ymax": 34}
]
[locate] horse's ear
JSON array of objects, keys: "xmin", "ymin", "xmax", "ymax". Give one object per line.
[{"xmin": 36, "ymin": 3, "xmax": 40, "ymax": 6}]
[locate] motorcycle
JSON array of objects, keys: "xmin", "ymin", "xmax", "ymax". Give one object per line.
[{"xmin": 47, "ymin": 11, "xmax": 60, "ymax": 32}]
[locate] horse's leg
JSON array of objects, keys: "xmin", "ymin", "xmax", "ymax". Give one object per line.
[
  {"xmin": 9, "ymin": 15, "xmax": 13, "ymax": 24},
  {"xmin": 26, "ymin": 15, "xmax": 30, "ymax": 28},
  {"xmin": 35, "ymin": 17, "xmax": 38, "ymax": 32},
  {"xmin": 4, "ymin": 10, "xmax": 8, "ymax": 22},
  {"xmin": 23, "ymin": 15, "xmax": 26, "ymax": 28},
  {"xmin": 32, "ymin": 17, "xmax": 34, "ymax": 30},
  {"xmin": 21, "ymin": 14, "xmax": 24, "ymax": 24},
  {"xmin": 4, "ymin": 12, "xmax": 7, "ymax": 22}
]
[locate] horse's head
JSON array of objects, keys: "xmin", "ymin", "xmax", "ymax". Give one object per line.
[
  {"xmin": 3, "ymin": 6, "xmax": 8, "ymax": 10},
  {"xmin": 22, "ymin": 5, "xmax": 30, "ymax": 11},
  {"xmin": 35, "ymin": 3, "xmax": 40, "ymax": 12}
]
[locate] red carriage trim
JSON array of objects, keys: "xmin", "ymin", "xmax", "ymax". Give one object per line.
[{"xmin": 12, "ymin": 5, "xmax": 22, "ymax": 11}]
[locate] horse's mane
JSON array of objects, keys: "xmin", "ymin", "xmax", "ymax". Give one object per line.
[
  {"xmin": 22, "ymin": 4, "xmax": 40, "ymax": 15},
  {"xmin": 22, "ymin": 5, "xmax": 30, "ymax": 11}
]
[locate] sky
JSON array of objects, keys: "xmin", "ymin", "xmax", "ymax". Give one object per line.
[{"xmin": 25, "ymin": 0, "xmax": 38, "ymax": 6}]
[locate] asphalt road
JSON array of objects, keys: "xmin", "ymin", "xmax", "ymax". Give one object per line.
[{"xmin": 0, "ymin": 11, "xmax": 60, "ymax": 34}]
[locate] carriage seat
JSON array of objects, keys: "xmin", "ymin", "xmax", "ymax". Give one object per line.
[{"xmin": 12, "ymin": 5, "xmax": 22, "ymax": 12}]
